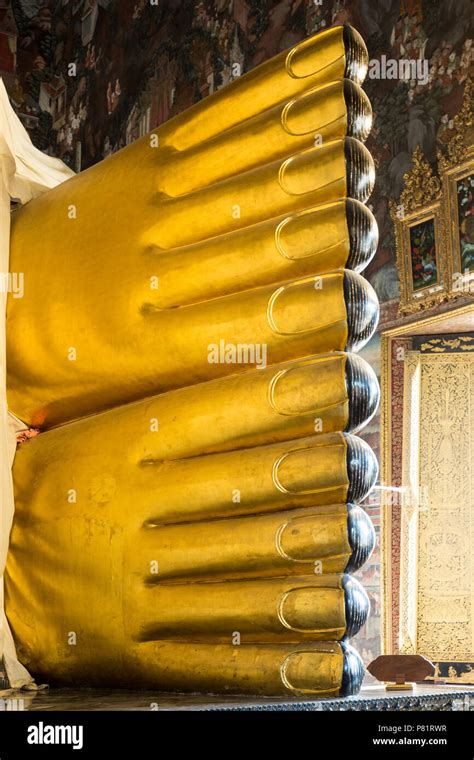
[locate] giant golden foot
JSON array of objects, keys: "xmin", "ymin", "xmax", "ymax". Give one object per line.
[{"xmin": 5, "ymin": 24, "xmax": 379, "ymax": 697}]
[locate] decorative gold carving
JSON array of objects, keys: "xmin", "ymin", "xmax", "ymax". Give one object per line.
[
  {"xmin": 399, "ymin": 351, "xmax": 474, "ymax": 664},
  {"xmin": 438, "ymin": 79, "xmax": 474, "ymax": 303},
  {"xmin": 418, "ymin": 336, "xmax": 474, "ymax": 353},
  {"xmin": 440, "ymin": 151, "xmax": 474, "ymax": 294},
  {"xmin": 397, "ymin": 146, "xmax": 442, "ymax": 213},
  {"xmin": 437, "ymin": 78, "xmax": 474, "ymax": 172},
  {"xmin": 391, "ymin": 182, "xmax": 448, "ymax": 316},
  {"xmin": 381, "ymin": 306, "xmax": 474, "ymax": 657}
]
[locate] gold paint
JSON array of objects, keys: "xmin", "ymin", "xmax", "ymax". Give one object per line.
[
  {"xmin": 139, "ymin": 200, "xmax": 352, "ymax": 310},
  {"xmin": 6, "ymin": 36, "xmax": 362, "ymax": 427},
  {"xmin": 390, "ymin": 147, "xmax": 449, "ymax": 316},
  {"xmin": 140, "ymin": 505, "xmax": 352, "ymax": 581},
  {"xmin": 380, "ymin": 307, "xmax": 474, "ymax": 656},
  {"xmin": 267, "ymin": 353, "xmax": 347, "ymax": 417},
  {"xmin": 266, "ymin": 272, "xmax": 346, "ymax": 337},
  {"xmin": 134, "ymin": 576, "xmax": 347, "ymax": 642},
  {"xmin": 4, "ymin": 25, "xmax": 374, "ymax": 693},
  {"xmin": 274, "ymin": 203, "xmax": 348, "ymax": 262},
  {"xmin": 272, "ymin": 441, "xmax": 347, "ymax": 496},
  {"xmin": 418, "ymin": 336, "xmax": 474, "ymax": 352},
  {"xmin": 441, "ymin": 152, "xmax": 474, "ymax": 290},
  {"xmin": 399, "ymin": 350, "xmax": 474, "ymax": 662}
]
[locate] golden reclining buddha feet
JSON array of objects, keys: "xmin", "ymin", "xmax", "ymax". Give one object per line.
[
  {"xmin": 129, "ymin": 574, "xmax": 370, "ymax": 644},
  {"xmin": 127, "ymin": 641, "xmax": 366, "ymax": 697},
  {"xmin": 6, "ymin": 410, "xmax": 378, "ymax": 690},
  {"xmin": 159, "ymin": 79, "xmax": 372, "ymax": 195},
  {"xmin": 157, "ymin": 24, "xmax": 369, "ymax": 151},
  {"xmin": 7, "ymin": 25, "xmax": 375, "ymax": 428},
  {"xmin": 5, "ymin": 24, "xmax": 379, "ymax": 697},
  {"xmin": 11, "ymin": 422, "xmax": 378, "ymax": 525},
  {"xmin": 137, "ymin": 504, "xmax": 376, "ymax": 581},
  {"xmin": 8, "ymin": 268, "xmax": 379, "ymax": 428},
  {"xmin": 145, "ymin": 198, "xmax": 379, "ymax": 309},
  {"xmin": 6, "ymin": 413, "xmax": 376, "ymax": 688}
]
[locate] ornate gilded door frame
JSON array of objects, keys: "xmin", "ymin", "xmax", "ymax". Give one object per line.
[{"xmin": 380, "ymin": 305, "xmax": 474, "ymax": 663}]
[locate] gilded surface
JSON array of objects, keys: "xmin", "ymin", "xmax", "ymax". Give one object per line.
[
  {"xmin": 4, "ymin": 26, "xmax": 379, "ymax": 696},
  {"xmin": 390, "ymin": 151, "xmax": 448, "ymax": 317},
  {"xmin": 400, "ymin": 351, "xmax": 474, "ymax": 662}
]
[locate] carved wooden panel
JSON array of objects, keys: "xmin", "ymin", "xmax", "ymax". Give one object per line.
[{"xmin": 399, "ymin": 347, "xmax": 474, "ymax": 678}]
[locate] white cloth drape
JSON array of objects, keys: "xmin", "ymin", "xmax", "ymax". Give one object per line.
[{"xmin": 0, "ymin": 78, "xmax": 75, "ymax": 688}]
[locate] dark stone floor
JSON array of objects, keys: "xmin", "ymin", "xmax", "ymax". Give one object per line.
[{"xmin": 1, "ymin": 684, "xmax": 473, "ymax": 711}]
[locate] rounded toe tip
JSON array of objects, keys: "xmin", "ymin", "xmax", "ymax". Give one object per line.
[
  {"xmin": 343, "ymin": 25, "xmax": 369, "ymax": 85},
  {"xmin": 345, "ymin": 352, "xmax": 380, "ymax": 433},
  {"xmin": 346, "ymin": 504, "xmax": 376, "ymax": 573},
  {"xmin": 343, "ymin": 574, "xmax": 370, "ymax": 638},
  {"xmin": 340, "ymin": 640, "xmax": 366, "ymax": 696},
  {"xmin": 344, "ymin": 270, "xmax": 380, "ymax": 352},
  {"xmin": 344, "ymin": 136, "xmax": 375, "ymax": 203},
  {"xmin": 345, "ymin": 198, "xmax": 379, "ymax": 272},
  {"xmin": 345, "ymin": 433, "xmax": 379, "ymax": 503},
  {"xmin": 344, "ymin": 79, "xmax": 373, "ymax": 142}
]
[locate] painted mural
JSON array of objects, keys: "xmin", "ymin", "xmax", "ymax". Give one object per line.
[{"xmin": 2, "ymin": 0, "xmax": 472, "ymax": 310}]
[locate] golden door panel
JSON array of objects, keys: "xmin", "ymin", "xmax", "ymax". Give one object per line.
[{"xmin": 399, "ymin": 349, "xmax": 474, "ymax": 674}]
